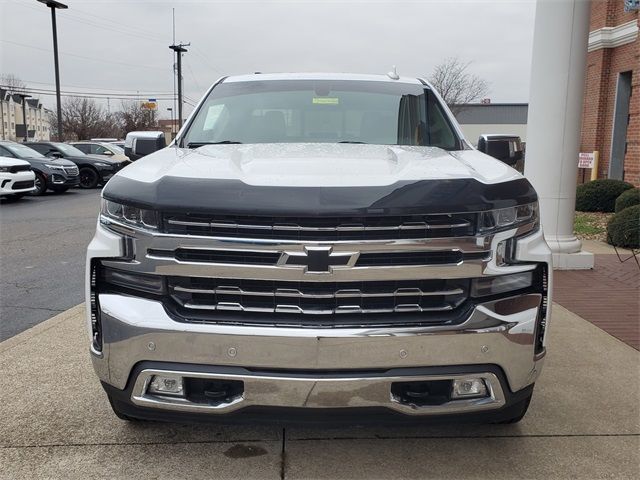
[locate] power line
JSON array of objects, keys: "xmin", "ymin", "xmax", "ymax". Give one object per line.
[
  {"xmin": 1, "ymin": 39, "xmax": 166, "ymax": 71},
  {"xmin": 3, "ymin": 85, "xmax": 174, "ymax": 98},
  {"xmin": 17, "ymin": 78, "xmax": 175, "ymax": 95},
  {"xmin": 8, "ymin": 0, "xmax": 166, "ymax": 44}
]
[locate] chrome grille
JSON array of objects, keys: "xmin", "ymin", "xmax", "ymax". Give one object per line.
[
  {"xmin": 63, "ymin": 165, "xmax": 79, "ymax": 176},
  {"xmin": 169, "ymin": 277, "xmax": 470, "ymax": 323},
  {"xmin": 162, "ymin": 213, "xmax": 477, "ymax": 240}
]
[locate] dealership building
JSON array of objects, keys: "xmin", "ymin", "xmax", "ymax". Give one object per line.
[{"xmin": 580, "ymin": 0, "xmax": 639, "ymax": 185}]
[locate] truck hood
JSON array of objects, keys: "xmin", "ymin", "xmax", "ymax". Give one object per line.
[
  {"xmin": 104, "ymin": 143, "xmax": 536, "ymax": 216},
  {"xmin": 116, "ymin": 143, "xmax": 521, "ymax": 187}
]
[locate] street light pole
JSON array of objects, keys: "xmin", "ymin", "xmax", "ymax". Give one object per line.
[
  {"xmin": 169, "ymin": 43, "xmax": 189, "ymax": 128},
  {"xmin": 37, "ymin": 0, "xmax": 67, "ymax": 141},
  {"xmin": 167, "ymin": 107, "xmax": 174, "ymax": 138},
  {"xmin": 17, "ymin": 94, "xmax": 32, "ymax": 142}
]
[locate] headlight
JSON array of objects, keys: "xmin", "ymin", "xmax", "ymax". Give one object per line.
[
  {"xmin": 100, "ymin": 198, "xmax": 159, "ymax": 231},
  {"xmin": 94, "ymin": 162, "xmax": 111, "ymax": 167},
  {"xmin": 0, "ymin": 166, "xmax": 11, "ymax": 172},
  {"xmin": 45, "ymin": 164, "xmax": 65, "ymax": 171},
  {"xmin": 471, "ymin": 271, "xmax": 533, "ymax": 297},
  {"xmin": 479, "ymin": 202, "xmax": 539, "ymax": 234}
]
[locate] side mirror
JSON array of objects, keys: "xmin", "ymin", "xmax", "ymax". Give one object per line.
[
  {"xmin": 477, "ymin": 135, "xmax": 523, "ymax": 167},
  {"xmin": 124, "ymin": 131, "xmax": 166, "ymax": 161},
  {"xmin": 49, "ymin": 151, "xmax": 63, "ymax": 158},
  {"xmin": 102, "ymin": 149, "xmax": 114, "ymax": 156}
]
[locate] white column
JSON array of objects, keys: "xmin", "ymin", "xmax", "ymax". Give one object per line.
[{"xmin": 525, "ymin": 0, "xmax": 594, "ymax": 269}]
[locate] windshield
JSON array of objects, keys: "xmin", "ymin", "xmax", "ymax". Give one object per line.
[
  {"xmin": 55, "ymin": 143, "xmax": 87, "ymax": 156},
  {"xmin": 4, "ymin": 143, "xmax": 45, "ymax": 159},
  {"xmin": 182, "ymin": 80, "xmax": 460, "ymax": 149},
  {"xmin": 109, "ymin": 144, "xmax": 125, "ymax": 153}
]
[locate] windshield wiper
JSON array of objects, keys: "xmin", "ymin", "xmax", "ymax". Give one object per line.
[
  {"xmin": 338, "ymin": 141, "xmax": 367, "ymax": 144},
  {"xmin": 186, "ymin": 141, "xmax": 243, "ymax": 148}
]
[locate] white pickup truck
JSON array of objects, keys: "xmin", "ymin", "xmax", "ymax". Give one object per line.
[{"xmin": 87, "ymin": 73, "xmax": 552, "ymax": 424}]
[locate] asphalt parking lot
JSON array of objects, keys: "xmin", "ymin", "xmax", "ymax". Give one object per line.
[{"xmin": 0, "ymin": 189, "xmax": 101, "ymax": 340}]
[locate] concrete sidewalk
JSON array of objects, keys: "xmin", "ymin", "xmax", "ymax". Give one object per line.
[{"xmin": 1, "ymin": 304, "xmax": 639, "ymax": 479}]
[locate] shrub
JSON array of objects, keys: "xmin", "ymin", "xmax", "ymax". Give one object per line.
[
  {"xmin": 607, "ymin": 205, "xmax": 640, "ymax": 248},
  {"xmin": 615, "ymin": 188, "xmax": 640, "ymax": 213},
  {"xmin": 576, "ymin": 179, "xmax": 634, "ymax": 212}
]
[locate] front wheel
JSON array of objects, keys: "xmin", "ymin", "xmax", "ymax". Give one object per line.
[
  {"xmin": 30, "ymin": 173, "xmax": 47, "ymax": 196},
  {"xmin": 79, "ymin": 167, "xmax": 99, "ymax": 189}
]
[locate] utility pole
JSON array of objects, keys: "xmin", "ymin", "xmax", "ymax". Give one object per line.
[
  {"xmin": 17, "ymin": 94, "xmax": 32, "ymax": 142},
  {"xmin": 37, "ymin": 1, "xmax": 68, "ymax": 141},
  {"xmin": 169, "ymin": 43, "xmax": 189, "ymax": 128}
]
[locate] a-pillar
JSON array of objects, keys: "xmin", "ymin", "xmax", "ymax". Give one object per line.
[{"xmin": 525, "ymin": 0, "xmax": 595, "ymax": 269}]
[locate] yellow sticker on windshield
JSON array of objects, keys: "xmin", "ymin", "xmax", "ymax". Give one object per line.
[{"xmin": 312, "ymin": 97, "xmax": 339, "ymax": 105}]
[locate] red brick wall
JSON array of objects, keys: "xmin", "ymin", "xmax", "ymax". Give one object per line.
[{"xmin": 580, "ymin": 0, "xmax": 639, "ymax": 186}]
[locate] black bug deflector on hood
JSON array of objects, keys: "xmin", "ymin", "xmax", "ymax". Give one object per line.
[{"xmin": 102, "ymin": 176, "xmax": 537, "ymax": 216}]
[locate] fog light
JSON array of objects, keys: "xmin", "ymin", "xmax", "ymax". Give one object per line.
[
  {"xmin": 451, "ymin": 378, "xmax": 487, "ymax": 399},
  {"xmin": 148, "ymin": 375, "xmax": 184, "ymax": 397}
]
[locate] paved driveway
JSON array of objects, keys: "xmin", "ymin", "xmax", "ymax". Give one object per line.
[
  {"xmin": 0, "ymin": 189, "xmax": 101, "ymax": 340},
  {"xmin": 1, "ymin": 304, "xmax": 638, "ymax": 479}
]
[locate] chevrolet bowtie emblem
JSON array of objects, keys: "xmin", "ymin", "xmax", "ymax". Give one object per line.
[{"xmin": 279, "ymin": 246, "xmax": 357, "ymax": 273}]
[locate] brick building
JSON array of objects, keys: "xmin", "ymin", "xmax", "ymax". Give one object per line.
[{"xmin": 580, "ymin": 0, "xmax": 639, "ymax": 185}]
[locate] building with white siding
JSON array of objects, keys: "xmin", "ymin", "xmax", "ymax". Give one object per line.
[{"xmin": 0, "ymin": 89, "xmax": 51, "ymax": 142}]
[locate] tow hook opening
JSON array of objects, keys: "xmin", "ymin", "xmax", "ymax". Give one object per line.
[
  {"xmin": 391, "ymin": 380, "xmax": 452, "ymax": 406},
  {"xmin": 184, "ymin": 378, "xmax": 244, "ymax": 406}
]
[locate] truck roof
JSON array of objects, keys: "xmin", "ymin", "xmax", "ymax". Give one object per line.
[{"xmin": 222, "ymin": 72, "xmax": 424, "ymax": 85}]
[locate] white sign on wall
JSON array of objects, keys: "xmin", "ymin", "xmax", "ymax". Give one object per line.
[{"xmin": 578, "ymin": 152, "xmax": 595, "ymax": 169}]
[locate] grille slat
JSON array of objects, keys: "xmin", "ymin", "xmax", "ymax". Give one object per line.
[
  {"xmin": 63, "ymin": 166, "xmax": 79, "ymax": 176},
  {"xmin": 163, "ymin": 213, "xmax": 477, "ymax": 240},
  {"xmin": 169, "ymin": 277, "xmax": 469, "ymax": 323},
  {"xmin": 148, "ymin": 247, "xmax": 487, "ymax": 267},
  {"xmin": 11, "ymin": 180, "xmax": 35, "ymax": 190}
]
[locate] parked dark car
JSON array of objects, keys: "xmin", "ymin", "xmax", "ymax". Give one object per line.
[
  {"xmin": 25, "ymin": 142, "xmax": 125, "ymax": 189},
  {"xmin": 0, "ymin": 141, "xmax": 80, "ymax": 195}
]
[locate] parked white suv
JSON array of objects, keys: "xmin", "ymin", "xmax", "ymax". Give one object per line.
[{"xmin": 0, "ymin": 156, "xmax": 36, "ymax": 199}]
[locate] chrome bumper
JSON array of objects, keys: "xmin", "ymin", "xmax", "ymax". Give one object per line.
[
  {"xmin": 93, "ymin": 292, "xmax": 544, "ymax": 414},
  {"xmin": 130, "ymin": 369, "xmax": 506, "ymax": 415}
]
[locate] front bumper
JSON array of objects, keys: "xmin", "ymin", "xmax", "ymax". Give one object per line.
[
  {"xmin": 92, "ymin": 290, "xmax": 544, "ymax": 417},
  {"xmin": 0, "ymin": 171, "xmax": 35, "ymax": 195},
  {"xmin": 47, "ymin": 173, "xmax": 80, "ymax": 188},
  {"xmin": 87, "ymin": 219, "xmax": 551, "ymax": 419}
]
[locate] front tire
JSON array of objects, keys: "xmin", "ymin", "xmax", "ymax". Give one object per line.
[
  {"xmin": 79, "ymin": 167, "xmax": 99, "ymax": 189},
  {"xmin": 30, "ymin": 173, "xmax": 47, "ymax": 196}
]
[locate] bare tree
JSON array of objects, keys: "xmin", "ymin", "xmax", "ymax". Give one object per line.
[
  {"xmin": 428, "ymin": 57, "xmax": 490, "ymax": 115},
  {"xmin": 0, "ymin": 73, "xmax": 27, "ymax": 94},
  {"xmin": 118, "ymin": 101, "xmax": 158, "ymax": 134},
  {"xmin": 49, "ymin": 97, "xmax": 119, "ymax": 141}
]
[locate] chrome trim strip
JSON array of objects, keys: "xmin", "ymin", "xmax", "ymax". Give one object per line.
[
  {"xmin": 181, "ymin": 301, "xmax": 455, "ymax": 315},
  {"xmin": 166, "ymin": 218, "xmax": 473, "ymax": 233},
  {"xmin": 173, "ymin": 285, "xmax": 465, "ymax": 299},
  {"xmin": 130, "ymin": 369, "xmax": 505, "ymax": 415}
]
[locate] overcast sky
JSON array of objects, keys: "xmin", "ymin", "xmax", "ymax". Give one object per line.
[{"xmin": 0, "ymin": 0, "xmax": 537, "ymax": 118}]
